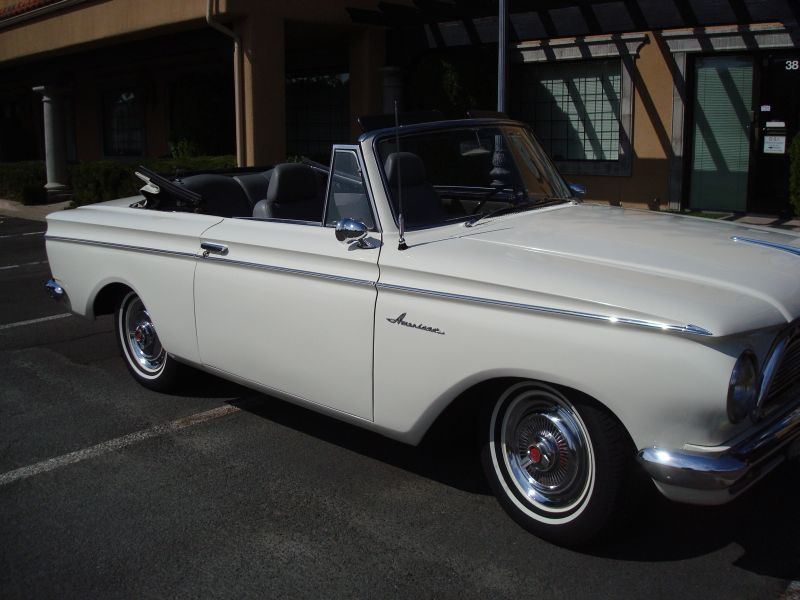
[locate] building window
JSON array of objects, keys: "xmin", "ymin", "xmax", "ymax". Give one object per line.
[
  {"xmin": 102, "ymin": 89, "xmax": 144, "ymax": 157},
  {"xmin": 518, "ymin": 60, "xmax": 621, "ymax": 162},
  {"xmin": 286, "ymin": 73, "xmax": 350, "ymax": 162}
]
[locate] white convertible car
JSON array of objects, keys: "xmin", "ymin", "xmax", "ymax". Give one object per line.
[{"xmin": 44, "ymin": 116, "xmax": 800, "ymax": 545}]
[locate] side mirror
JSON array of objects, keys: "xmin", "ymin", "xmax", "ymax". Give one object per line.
[
  {"xmin": 335, "ymin": 218, "xmax": 369, "ymax": 248},
  {"xmin": 568, "ymin": 182, "xmax": 587, "ymax": 198}
]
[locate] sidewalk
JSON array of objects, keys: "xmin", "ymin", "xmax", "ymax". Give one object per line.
[
  {"xmin": 0, "ymin": 198, "xmax": 70, "ymax": 222},
  {"xmin": 722, "ymin": 213, "xmax": 800, "ymax": 232}
]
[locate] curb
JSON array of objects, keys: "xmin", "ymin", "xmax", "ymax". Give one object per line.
[{"xmin": 0, "ymin": 198, "xmax": 70, "ymax": 222}]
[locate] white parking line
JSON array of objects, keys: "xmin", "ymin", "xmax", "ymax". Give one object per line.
[
  {"xmin": 0, "ymin": 231, "xmax": 45, "ymax": 239},
  {"xmin": 0, "ymin": 260, "xmax": 48, "ymax": 270},
  {"xmin": 0, "ymin": 313, "xmax": 72, "ymax": 330},
  {"xmin": 0, "ymin": 404, "xmax": 241, "ymax": 487}
]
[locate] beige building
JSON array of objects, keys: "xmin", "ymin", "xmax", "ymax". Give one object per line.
[{"xmin": 1, "ymin": 0, "xmax": 799, "ymax": 213}]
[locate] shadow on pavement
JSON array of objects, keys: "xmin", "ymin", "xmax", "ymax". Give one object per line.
[
  {"xmin": 176, "ymin": 380, "xmax": 800, "ymax": 578},
  {"xmin": 589, "ymin": 462, "xmax": 800, "ymax": 579}
]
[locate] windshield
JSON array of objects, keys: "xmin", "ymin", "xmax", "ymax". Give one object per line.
[{"xmin": 376, "ymin": 124, "xmax": 572, "ymax": 229}]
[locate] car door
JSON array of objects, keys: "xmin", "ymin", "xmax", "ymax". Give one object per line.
[{"xmin": 193, "ymin": 147, "xmax": 381, "ymax": 420}]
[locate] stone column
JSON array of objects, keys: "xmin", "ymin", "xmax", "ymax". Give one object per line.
[{"xmin": 32, "ymin": 85, "xmax": 69, "ymax": 197}]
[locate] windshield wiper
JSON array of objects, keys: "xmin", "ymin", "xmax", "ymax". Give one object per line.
[{"xmin": 465, "ymin": 195, "xmax": 565, "ymax": 227}]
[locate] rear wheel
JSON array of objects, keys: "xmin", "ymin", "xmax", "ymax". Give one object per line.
[
  {"xmin": 115, "ymin": 291, "xmax": 182, "ymax": 391},
  {"xmin": 482, "ymin": 381, "xmax": 629, "ymax": 546}
]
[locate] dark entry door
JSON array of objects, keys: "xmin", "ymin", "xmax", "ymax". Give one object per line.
[
  {"xmin": 689, "ymin": 56, "xmax": 754, "ymax": 212},
  {"xmin": 751, "ymin": 51, "xmax": 800, "ymax": 214}
]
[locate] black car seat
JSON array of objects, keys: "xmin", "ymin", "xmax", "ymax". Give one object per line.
[
  {"xmin": 180, "ymin": 174, "xmax": 253, "ymax": 218},
  {"xmin": 383, "ymin": 152, "xmax": 443, "ymax": 226},
  {"xmin": 233, "ymin": 170, "xmax": 273, "ymax": 211},
  {"xmin": 252, "ymin": 163, "xmax": 323, "ymax": 222}
]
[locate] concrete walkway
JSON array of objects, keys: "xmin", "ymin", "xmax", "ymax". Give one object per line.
[
  {"xmin": 0, "ymin": 198, "xmax": 70, "ymax": 222},
  {"xmin": 722, "ymin": 213, "xmax": 800, "ymax": 232}
]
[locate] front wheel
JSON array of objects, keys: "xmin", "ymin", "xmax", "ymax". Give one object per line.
[
  {"xmin": 115, "ymin": 290, "xmax": 182, "ymax": 392},
  {"xmin": 482, "ymin": 382, "xmax": 629, "ymax": 546}
]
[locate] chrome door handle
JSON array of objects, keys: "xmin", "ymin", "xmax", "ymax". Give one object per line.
[{"xmin": 200, "ymin": 242, "xmax": 228, "ymax": 257}]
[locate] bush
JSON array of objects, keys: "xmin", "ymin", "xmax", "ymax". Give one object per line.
[
  {"xmin": 790, "ymin": 133, "xmax": 800, "ymax": 216},
  {"xmin": 70, "ymin": 160, "xmax": 136, "ymax": 207},
  {"xmin": 0, "ymin": 161, "xmax": 46, "ymax": 201},
  {"xmin": 169, "ymin": 139, "xmax": 202, "ymax": 159},
  {"xmin": 144, "ymin": 155, "xmax": 238, "ymax": 176},
  {"xmin": 70, "ymin": 155, "xmax": 237, "ymax": 208}
]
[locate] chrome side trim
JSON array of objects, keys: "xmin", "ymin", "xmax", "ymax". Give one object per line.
[
  {"xmin": 377, "ymin": 282, "xmax": 713, "ymax": 336},
  {"xmin": 47, "ymin": 235, "xmax": 375, "ymax": 287},
  {"xmin": 731, "ymin": 236, "xmax": 800, "ymax": 257},
  {"xmin": 202, "ymin": 255, "xmax": 375, "ymax": 287},
  {"xmin": 45, "ymin": 236, "xmax": 198, "ymax": 260}
]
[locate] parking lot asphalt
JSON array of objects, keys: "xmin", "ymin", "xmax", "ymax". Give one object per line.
[{"xmin": 1, "ymin": 214, "xmax": 798, "ymax": 599}]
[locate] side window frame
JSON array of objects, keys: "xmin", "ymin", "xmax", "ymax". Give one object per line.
[{"xmin": 323, "ymin": 145, "xmax": 381, "ymax": 232}]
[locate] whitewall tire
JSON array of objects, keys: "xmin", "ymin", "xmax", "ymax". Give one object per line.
[
  {"xmin": 115, "ymin": 291, "xmax": 182, "ymax": 392},
  {"xmin": 482, "ymin": 382, "xmax": 628, "ymax": 546}
]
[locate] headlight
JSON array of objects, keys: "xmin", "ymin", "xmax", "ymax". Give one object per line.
[{"xmin": 727, "ymin": 351, "xmax": 759, "ymax": 423}]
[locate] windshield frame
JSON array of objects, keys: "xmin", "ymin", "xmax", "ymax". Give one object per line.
[{"xmin": 368, "ymin": 119, "xmax": 575, "ymax": 231}]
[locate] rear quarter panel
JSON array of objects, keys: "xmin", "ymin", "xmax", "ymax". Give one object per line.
[{"xmin": 45, "ymin": 202, "xmax": 222, "ymax": 364}]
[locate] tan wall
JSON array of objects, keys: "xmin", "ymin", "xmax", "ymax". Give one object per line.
[
  {"xmin": 1, "ymin": 0, "xmax": 389, "ymax": 166},
  {"xmin": 348, "ymin": 26, "xmax": 385, "ymax": 140},
  {"xmin": 0, "ymin": 0, "xmax": 217, "ymax": 64},
  {"xmin": 0, "ymin": 0, "xmax": 403, "ymax": 66},
  {"xmin": 240, "ymin": 6, "xmax": 285, "ymax": 165},
  {"xmin": 569, "ymin": 32, "xmax": 674, "ymax": 210}
]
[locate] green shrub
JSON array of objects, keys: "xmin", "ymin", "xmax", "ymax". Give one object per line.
[
  {"xmin": 790, "ymin": 133, "xmax": 800, "ymax": 217},
  {"xmin": 69, "ymin": 155, "xmax": 237, "ymax": 208},
  {"xmin": 70, "ymin": 160, "xmax": 136, "ymax": 207},
  {"xmin": 0, "ymin": 161, "xmax": 46, "ymax": 201},
  {"xmin": 1, "ymin": 156, "xmax": 237, "ymax": 207},
  {"xmin": 145, "ymin": 155, "xmax": 238, "ymax": 176},
  {"xmin": 169, "ymin": 139, "xmax": 202, "ymax": 159}
]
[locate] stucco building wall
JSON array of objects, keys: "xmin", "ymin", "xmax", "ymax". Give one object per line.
[{"xmin": 569, "ymin": 33, "xmax": 674, "ymax": 209}]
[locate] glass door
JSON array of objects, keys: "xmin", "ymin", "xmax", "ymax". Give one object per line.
[{"xmin": 689, "ymin": 56, "xmax": 754, "ymax": 212}]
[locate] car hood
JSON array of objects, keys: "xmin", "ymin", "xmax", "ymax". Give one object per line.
[{"xmin": 390, "ymin": 203, "xmax": 800, "ymax": 337}]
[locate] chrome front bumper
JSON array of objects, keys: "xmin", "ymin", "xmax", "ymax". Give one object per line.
[{"xmin": 637, "ymin": 399, "xmax": 800, "ymax": 505}]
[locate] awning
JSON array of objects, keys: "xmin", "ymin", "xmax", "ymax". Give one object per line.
[{"xmin": 348, "ymin": 0, "xmax": 800, "ymax": 47}]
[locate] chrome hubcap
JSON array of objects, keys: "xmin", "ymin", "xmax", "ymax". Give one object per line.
[
  {"xmin": 526, "ymin": 431, "xmax": 560, "ymax": 473},
  {"xmin": 123, "ymin": 296, "xmax": 165, "ymax": 374},
  {"xmin": 514, "ymin": 413, "xmax": 580, "ymax": 493},
  {"xmin": 500, "ymin": 388, "xmax": 592, "ymax": 512}
]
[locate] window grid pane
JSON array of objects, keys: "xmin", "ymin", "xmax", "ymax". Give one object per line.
[
  {"xmin": 103, "ymin": 89, "xmax": 145, "ymax": 157},
  {"xmin": 518, "ymin": 60, "xmax": 621, "ymax": 162},
  {"xmin": 286, "ymin": 73, "xmax": 350, "ymax": 162}
]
